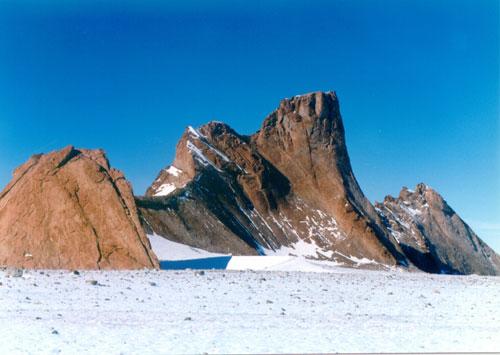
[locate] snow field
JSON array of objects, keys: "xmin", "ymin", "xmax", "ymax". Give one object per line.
[{"xmin": 0, "ymin": 267, "xmax": 499, "ymax": 354}]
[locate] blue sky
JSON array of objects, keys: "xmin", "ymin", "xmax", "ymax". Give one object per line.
[{"xmin": 0, "ymin": 0, "xmax": 499, "ymax": 251}]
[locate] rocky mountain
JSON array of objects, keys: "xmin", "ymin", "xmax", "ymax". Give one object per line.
[
  {"xmin": 0, "ymin": 146, "xmax": 158, "ymax": 269},
  {"xmin": 376, "ymin": 184, "xmax": 500, "ymax": 275},
  {"xmin": 138, "ymin": 91, "xmax": 500, "ymax": 275},
  {"xmin": 138, "ymin": 92, "xmax": 409, "ymax": 269},
  {"xmin": 1, "ymin": 91, "xmax": 496, "ymax": 275}
]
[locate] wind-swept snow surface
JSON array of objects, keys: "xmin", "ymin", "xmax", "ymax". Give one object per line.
[
  {"xmin": 0, "ymin": 268, "xmax": 499, "ymax": 354},
  {"xmin": 148, "ymin": 234, "xmax": 228, "ymax": 260}
]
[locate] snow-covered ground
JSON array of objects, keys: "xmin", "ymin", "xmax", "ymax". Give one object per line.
[
  {"xmin": 148, "ymin": 234, "xmax": 228, "ymax": 261},
  {"xmin": 147, "ymin": 234, "xmax": 388, "ymax": 272},
  {"xmin": 1, "ymin": 267, "xmax": 499, "ymax": 354}
]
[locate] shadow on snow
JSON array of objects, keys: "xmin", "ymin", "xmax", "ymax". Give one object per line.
[{"xmin": 159, "ymin": 256, "xmax": 232, "ymax": 270}]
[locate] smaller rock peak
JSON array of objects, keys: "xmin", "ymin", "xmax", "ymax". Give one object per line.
[
  {"xmin": 184, "ymin": 122, "xmax": 240, "ymax": 143},
  {"xmin": 61, "ymin": 144, "xmax": 76, "ymax": 154},
  {"xmin": 398, "ymin": 183, "xmax": 431, "ymax": 197},
  {"xmin": 198, "ymin": 121, "xmax": 238, "ymax": 138},
  {"xmin": 382, "ymin": 195, "xmax": 397, "ymax": 203},
  {"xmin": 415, "ymin": 182, "xmax": 429, "ymax": 193},
  {"xmin": 79, "ymin": 148, "xmax": 110, "ymax": 170},
  {"xmin": 398, "ymin": 186, "xmax": 416, "ymax": 199},
  {"xmin": 394, "ymin": 183, "xmax": 444, "ymax": 209},
  {"xmin": 31, "ymin": 146, "xmax": 113, "ymax": 173}
]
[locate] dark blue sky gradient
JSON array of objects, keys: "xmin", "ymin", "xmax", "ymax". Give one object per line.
[{"xmin": 0, "ymin": 0, "xmax": 498, "ymax": 250}]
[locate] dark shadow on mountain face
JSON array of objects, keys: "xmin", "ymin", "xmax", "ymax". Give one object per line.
[{"xmin": 400, "ymin": 244, "xmax": 461, "ymax": 274}]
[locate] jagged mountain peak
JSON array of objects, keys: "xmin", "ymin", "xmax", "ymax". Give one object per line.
[
  {"xmin": 376, "ymin": 183, "xmax": 500, "ymax": 275},
  {"xmin": 197, "ymin": 121, "xmax": 240, "ymax": 137},
  {"xmin": 381, "ymin": 183, "xmax": 456, "ymax": 219},
  {"xmin": 398, "ymin": 183, "xmax": 434, "ymax": 199}
]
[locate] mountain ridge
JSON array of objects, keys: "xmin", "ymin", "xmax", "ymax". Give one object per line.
[
  {"xmin": 137, "ymin": 91, "xmax": 500, "ymax": 274},
  {"xmin": 0, "ymin": 91, "xmax": 498, "ymax": 274}
]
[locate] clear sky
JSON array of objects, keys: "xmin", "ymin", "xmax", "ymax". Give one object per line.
[{"xmin": 1, "ymin": 0, "xmax": 499, "ymax": 251}]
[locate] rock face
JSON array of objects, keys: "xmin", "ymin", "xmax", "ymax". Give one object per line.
[
  {"xmin": 376, "ymin": 184, "xmax": 500, "ymax": 275},
  {"xmin": 0, "ymin": 146, "xmax": 159, "ymax": 269},
  {"xmin": 139, "ymin": 92, "xmax": 408, "ymax": 268}
]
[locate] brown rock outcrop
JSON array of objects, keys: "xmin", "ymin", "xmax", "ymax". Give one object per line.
[{"xmin": 0, "ymin": 146, "xmax": 159, "ymax": 269}]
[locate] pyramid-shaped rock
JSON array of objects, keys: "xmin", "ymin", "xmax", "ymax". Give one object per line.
[{"xmin": 0, "ymin": 146, "xmax": 158, "ymax": 269}]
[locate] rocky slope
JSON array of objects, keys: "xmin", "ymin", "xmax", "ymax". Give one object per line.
[
  {"xmin": 376, "ymin": 184, "xmax": 500, "ymax": 275},
  {"xmin": 138, "ymin": 92, "xmax": 408, "ymax": 268},
  {"xmin": 0, "ymin": 146, "xmax": 158, "ymax": 269}
]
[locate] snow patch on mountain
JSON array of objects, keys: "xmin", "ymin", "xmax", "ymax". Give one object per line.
[
  {"xmin": 153, "ymin": 183, "xmax": 177, "ymax": 197},
  {"xmin": 187, "ymin": 125, "xmax": 204, "ymax": 139},
  {"xmin": 264, "ymin": 238, "xmax": 334, "ymax": 259},
  {"xmin": 186, "ymin": 140, "xmax": 223, "ymax": 172},
  {"xmin": 166, "ymin": 166, "xmax": 183, "ymax": 177},
  {"xmin": 187, "ymin": 125, "xmax": 231, "ymax": 163}
]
